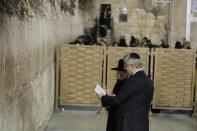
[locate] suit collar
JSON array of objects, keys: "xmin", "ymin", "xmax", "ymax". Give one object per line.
[
  {"xmin": 133, "ymin": 68, "xmax": 143, "ymax": 75},
  {"xmin": 128, "ymin": 70, "xmax": 144, "ymax": 78}
]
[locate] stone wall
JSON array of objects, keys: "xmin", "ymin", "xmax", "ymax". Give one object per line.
[
  {"xmin": 0, "ymin": 1, "xmax": 84, "ymax": 131},
  {"xmin": 170, "ymin": 0, "xmax": 187, "ymax": 48},
  {"xmin": 83, "ymin": 0, "xmax": 170, "ymax": 45},
  {"xmin": 191, "ymin": 22, "xmax": 197, "ymax": 49}
]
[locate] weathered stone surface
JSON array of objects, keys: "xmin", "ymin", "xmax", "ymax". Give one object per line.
[
  {"xmin": 0, "ymin": 1, "xmax": 85, "ymax": 131},
  {"xmin": 170, "ymin": 0, "xmax": 187, "ymax": 48},
  {"xmin": 191, "ymin": 22, "xmax": 197, "ymax": 49}
]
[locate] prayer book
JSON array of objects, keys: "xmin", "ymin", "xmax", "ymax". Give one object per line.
[{"xmin": 95, "ymin": 84, "xmax": 106, "ymax": 95}]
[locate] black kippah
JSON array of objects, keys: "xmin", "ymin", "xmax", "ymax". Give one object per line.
[{"xmin": 130, "ymin": 53, "xmax": 140, "ymax": 59}]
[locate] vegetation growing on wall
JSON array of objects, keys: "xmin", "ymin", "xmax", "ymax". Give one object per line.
[
  {"xmin": 0, "ymin": 0, "xmax": 78, "ymax": 20},
  {"xmin": 60, "ymin": 0, "xmax": 76, "ymax": 15},
  {"xmin": 0, "ymin": 0, "xmax": 45, "ymax": 20},
  {"xmin": 139, "ymin": 0, "xmax": 169, "ymax": 18}
]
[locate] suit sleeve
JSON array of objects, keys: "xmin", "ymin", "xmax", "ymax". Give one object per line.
[{"xmin": 101, "ymin": 78, "xmax": 137, "ymax": 107}]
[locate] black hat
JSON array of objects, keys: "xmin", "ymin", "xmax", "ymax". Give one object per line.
[
  {"xmin": 111, "ymin": 59, "xmax": 125, "ymax": 71},
  {"xmin": 130, "ymin": 53, "xmax": 140, "ymax": 59}
]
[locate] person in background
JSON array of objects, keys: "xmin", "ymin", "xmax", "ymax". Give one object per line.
[
  {"xmin": 140, "ymin": 37, "xmax": 149, "ymax": 47},
  {"xmin": 175, "ymin": 41, "xmax": 183, "ymax": 49},
  {"xmin": 97, "ymin": 53, "xmax": 154, "ymax": 131},
  {"xmin": 140, "ymin": 37, "xmax": 159, "ymax": 49},
  {"xmin": 182, "ymin": 38, "xmax": 191, "ymax": 49},
  {"xmin": 129, "ymin": 36, "xmax": 138, "ymax": 47},
  {"xmin": 105, "ymin": 59, "xmax": 127, "ymax": 131},
  {"xmin": 118, "ymin": 36, "xmax": 128, "ymax": 47}
]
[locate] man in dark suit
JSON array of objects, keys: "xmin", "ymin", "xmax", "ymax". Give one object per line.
[
  {"xmin": 106, "ymin": 59, "xmax": 127, "ymax": 131},
  {"xmin": 98, "ymin": 53, "xmax": 154, "ymax": 131}
]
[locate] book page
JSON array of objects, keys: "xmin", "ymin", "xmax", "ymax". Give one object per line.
[{"xmin": 95, "ymin": 84, "xmax": 106, "ymax": 95}]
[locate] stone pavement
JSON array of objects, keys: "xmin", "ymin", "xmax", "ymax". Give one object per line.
[{"xmin": 45, "ymin": 110, "xmax": 197, "ymax": 131}]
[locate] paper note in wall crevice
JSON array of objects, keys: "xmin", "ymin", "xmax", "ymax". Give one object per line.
[{"xmin": 95, "ymin": 84, "xmax": 106, "ymax": 95}]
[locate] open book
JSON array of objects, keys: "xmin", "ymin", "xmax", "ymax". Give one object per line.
[{"xmin": 95, "ymin": 84, "xmax": 106, "ymax": 96}]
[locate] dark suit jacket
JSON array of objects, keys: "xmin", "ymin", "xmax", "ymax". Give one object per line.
[
  {"xmin": 101, "ymin": 71, "xmax": 154, "ymax": 131},
  {"xmin": 106, "ymin": 79, "xmax": 125, "ymax": 131}
]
